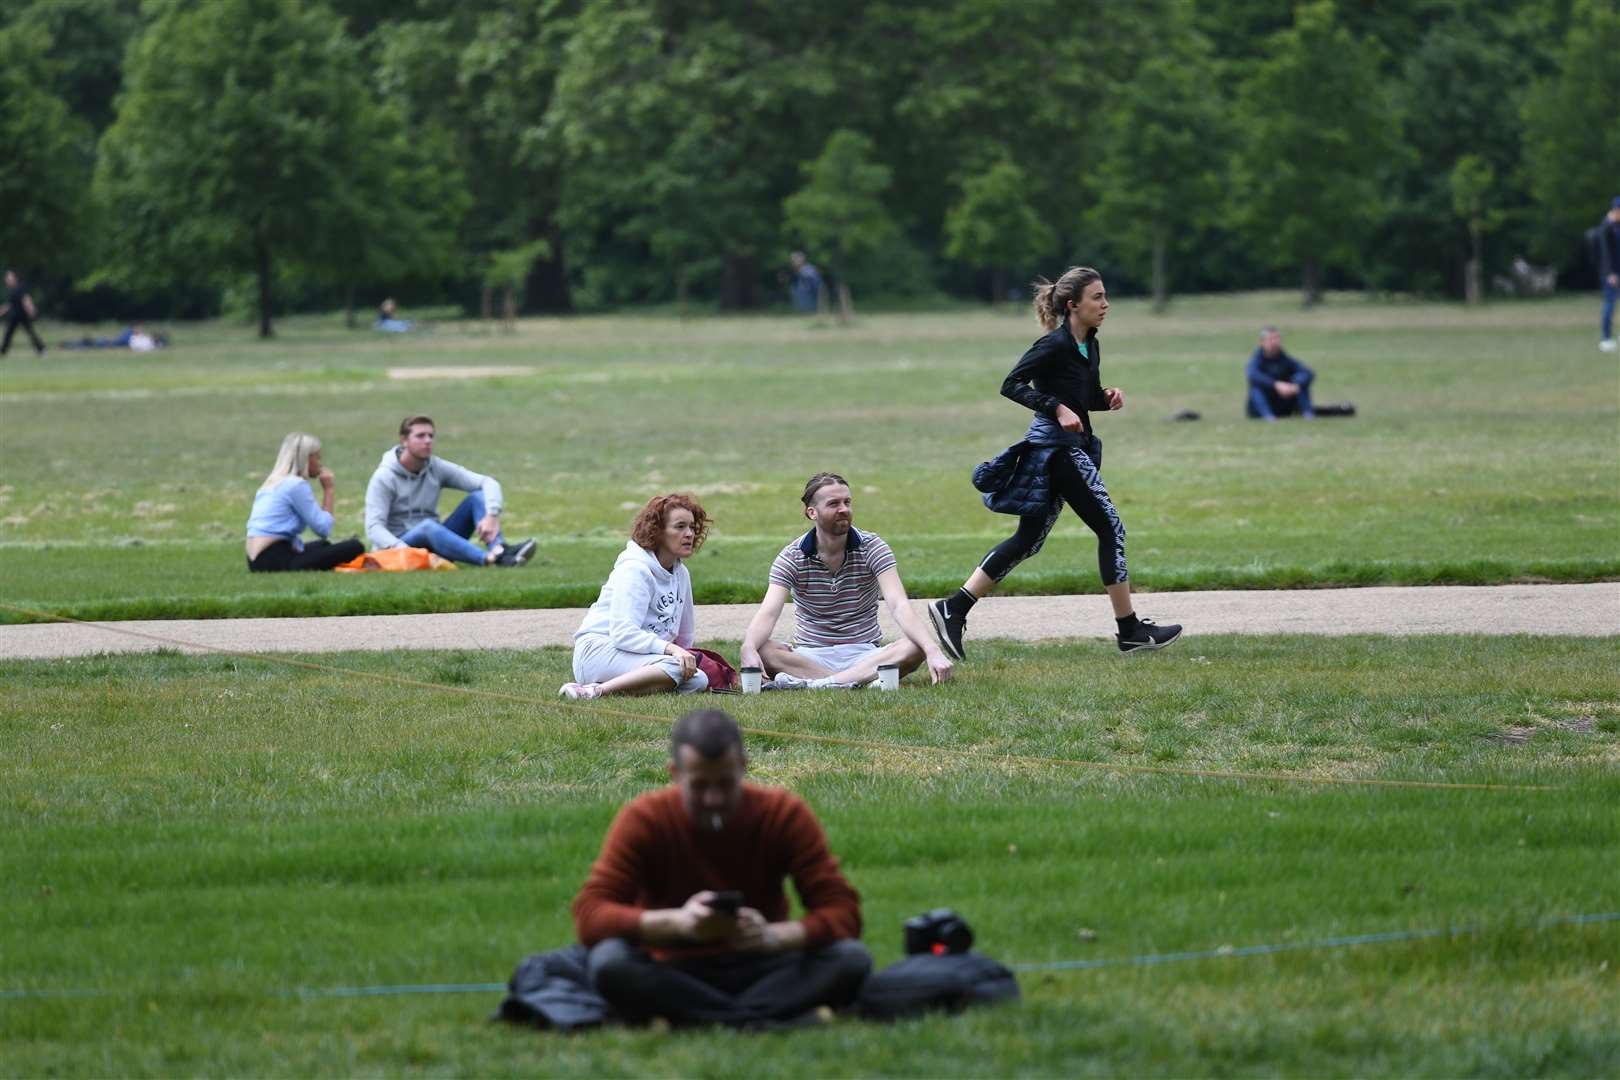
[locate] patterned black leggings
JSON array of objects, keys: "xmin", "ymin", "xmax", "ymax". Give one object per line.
[{"xmin": 978, "ymin": 445, "xmax": 1128, "ymax": 586}]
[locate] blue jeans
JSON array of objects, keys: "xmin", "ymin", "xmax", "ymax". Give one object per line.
[
  {"xmin": 1247, "ymin": 372, "xmax": 1314, "ymax": 420},
  {"xmin": 399, "ymin": 490, "xmax": 503, "ymax": 565},
  {"xmin": 1602, "ymin": 280, "xmax": 1616, "ymax": 340}
]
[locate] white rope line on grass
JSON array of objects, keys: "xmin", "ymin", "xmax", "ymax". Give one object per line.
[
  {"xmin": 4, "ymin": 912, "xmax": 1615, "ymax": 1002},
  {"xmin": 0, "ymin": 602, "xmax": 1561, "ymax": 793}
]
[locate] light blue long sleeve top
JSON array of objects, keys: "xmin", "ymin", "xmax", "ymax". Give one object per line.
[{"xmin": 245, "ymin": 476, "xmax": 333, "ymax": 550}]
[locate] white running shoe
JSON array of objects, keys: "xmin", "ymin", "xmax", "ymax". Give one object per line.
[
  {"xmin": 558, "ymin": 682, "xmax": 602, "ymax": 700},
  {"xmin": 771, "ymin": 672, "xmax": 811, "ymax": 690},
  {"xmin": 1600, "ymin": 338, "xmax": 1618, "ymax": 353}
]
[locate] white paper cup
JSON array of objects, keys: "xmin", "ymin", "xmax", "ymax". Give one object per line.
[
  {"xmin": 877, "ymin": 664, "xmax": 900, "ymax": 691},
  {"xmin": 740, "ymin": 667, "xmax": 763, "ymax": 694}
]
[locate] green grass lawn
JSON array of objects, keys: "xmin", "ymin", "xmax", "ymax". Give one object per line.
[
  {"xmin": 4, "ymin": 636, "xmax": 1617, "ymax": 1074},
  {"xmin": 2, "ymin": 291, "xmax": 1616, "ymax": 622}
]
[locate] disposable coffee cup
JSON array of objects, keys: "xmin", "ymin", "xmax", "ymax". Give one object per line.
[
  {"xmin": 877, "ymin": 664, "xmax": 900, "ymax": 692},
  {"xmin": 740, "ymin": 666, "xmax": 763, "ymax": 694}
]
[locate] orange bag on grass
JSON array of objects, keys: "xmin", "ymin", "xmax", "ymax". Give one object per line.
[{"xmin": 334, "ymin": 547, "xmax": 458, "ymax": 573}]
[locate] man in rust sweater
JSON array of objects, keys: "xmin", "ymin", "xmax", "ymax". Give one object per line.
[{"xmin": 573, "ymin": 708, "xmax": 871, "ymax": 1027}]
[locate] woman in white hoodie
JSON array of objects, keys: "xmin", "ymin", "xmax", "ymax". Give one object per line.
[{"xmin": 560, "ymin": 494, "xmax": 710, "ymax": 700}]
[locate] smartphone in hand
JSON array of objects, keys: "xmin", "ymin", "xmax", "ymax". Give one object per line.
[{"xmin": 708, "ymin": 890, "xmax": 744, "ymax": 914}]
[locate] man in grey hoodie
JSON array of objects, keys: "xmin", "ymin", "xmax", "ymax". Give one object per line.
[{"xmin": 364, "ymin": 415, "xmax": 535, "ymax": 566}]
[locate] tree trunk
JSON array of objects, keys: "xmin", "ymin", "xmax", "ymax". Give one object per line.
[
  {"xmin": 480, "ymin": 284, "xmax": 493, "ymax": 320},
  {"xmin": 675, "ymin": 264, "xmax": 689, "ymax": 318},
  {"xmin": 1301, "ymin": 258, "xmax": 1322, "ymax": 309},
  {"xmin": 990, "ymin": 267, "xmax": 1005, "ymax": 305},
  {"xmin": 1464, "ymin": 223, "xmax": 1483, "ymax": 306},
  {"xmin": 523, "ymin": 219, "xmax": 572, "ymax": 312},
  {"xmin": 719, "ymin": 252, "xmax": 758, "ymax": 310},
  {"xmin": 836, "ymin": 279, "xmax": 854, "ymax": 323},
  {"xmin": 256, "ymin": 238, "xmax": 274, "ymax": 338},
  {"xmin": 501, "ymin": 286, "xmax": 516, "ymax": 330},
  {"xmin": 1151, "ymin": 228, "xmax": 1168, "ymax": 313},
  {"xmin": 344, "ymin": 284, "xmax": 356, "ymax": 329}
]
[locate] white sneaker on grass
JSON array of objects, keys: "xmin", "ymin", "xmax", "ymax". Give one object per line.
[
  {"xmin": 1601, "ymin": 338, "xmax": 1618, "ymax": 353},
  {"xmin": 558, "ymin": 682, "xmax": 602, "ymax": 700},
  {"xmin": 771, "ymin": 672, "xmax": 865, "ymax": 690}
]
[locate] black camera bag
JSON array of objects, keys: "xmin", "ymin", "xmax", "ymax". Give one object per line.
[{"xmin": 856, "ymin": 951, "xmax": 1020, "ymax": 1021}]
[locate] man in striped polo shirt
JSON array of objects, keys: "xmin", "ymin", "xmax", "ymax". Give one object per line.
[{"xmin": 740, "ymin": 472, "xmax": 953, "ymax": 690}]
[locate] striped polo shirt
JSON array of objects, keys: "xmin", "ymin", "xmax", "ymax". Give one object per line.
[{"xmin": 768, "ymin": 527, "xmax": 898, "ymax": 647}]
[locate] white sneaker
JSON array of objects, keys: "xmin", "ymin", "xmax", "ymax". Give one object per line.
[
  {"xmin": 1600, "ymin": 338, "xmax": 1618, "ymax": 353},
  {"xmin": 771, "ymin": 672, "xmax": 810, "ymax": 690},
  {"xmin": 558, "ymin": 682, "xmax": 602, "ymax": 701}
]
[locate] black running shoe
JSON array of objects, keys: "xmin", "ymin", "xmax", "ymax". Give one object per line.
[
  {"xmin": 928, "ymin": 599, "xmax": 967, "ymax": 661},
  {"xmin": 1117, "ymin": 618, "xmax": 1182, "ymax": 653},
  {"xmin": 497, "ymin": 538, "xmax": 537, "ymax": 567}
]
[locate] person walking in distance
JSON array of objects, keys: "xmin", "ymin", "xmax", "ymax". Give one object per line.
[
  {"xmin": 1, "ymin": 269, "xmax": 46, "ymax": 357},
  {"xmin": 1597, "ymin": 197, "xmax": 1620, "ymax": 354},
  {"xmin": 928, "ymin": 266, "xmax": 1182, "ymax": 658}
]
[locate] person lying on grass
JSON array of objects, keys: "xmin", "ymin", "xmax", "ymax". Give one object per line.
[
  {"xmin": 244, "ymin": 432, "xmax": 364, "ymax": 572},
  {"xmin": 739, "ymin": 471, "xmax": 952, "ymax": 690},
  {"xmin": 574, "ymin": 708, "xmax": 871, "ymax": 1028},
  {"xmin": 559, "ymin": 493, "xmax": 710, "ymax": 700}
]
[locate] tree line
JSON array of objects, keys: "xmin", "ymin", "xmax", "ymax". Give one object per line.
[{"xmin": 2, "ymin": 0, "xmax": 1616, "ymax": 334}]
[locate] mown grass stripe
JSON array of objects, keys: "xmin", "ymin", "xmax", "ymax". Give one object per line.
[
  {"xmin": 6, "ymin": 913, "xmax": 1613, "ymax": 1002},
  {"xmin": 0, "ymin": 601, "xmax": 1563, "ymax": 793}
]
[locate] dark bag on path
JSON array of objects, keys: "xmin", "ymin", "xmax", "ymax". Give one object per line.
[{"xmin": 495, "ymin": 944, "xmax": 614, "ymax": 1032}]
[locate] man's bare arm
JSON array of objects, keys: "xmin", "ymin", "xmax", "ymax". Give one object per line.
[
  {"xmin": 739, "ymin": 583, "xmax": 791, "ymax": 669},
  {"xmin": 877, "ymin": 567, "xmax": 953, "ymax": 683}
]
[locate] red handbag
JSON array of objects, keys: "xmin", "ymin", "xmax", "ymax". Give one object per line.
[{"xmin": 689, "ymin": 647, "xmax": 740, "ymax": 692}]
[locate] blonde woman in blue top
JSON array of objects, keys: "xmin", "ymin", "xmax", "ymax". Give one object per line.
[{"xmin": 245, "ymin": 432, "xmax": 364, "ymax": 571}]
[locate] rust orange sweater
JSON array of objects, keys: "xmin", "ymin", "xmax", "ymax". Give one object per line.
[{"xmin": 573, "ymin": 783, "xmax": 862, "ymax": 955}]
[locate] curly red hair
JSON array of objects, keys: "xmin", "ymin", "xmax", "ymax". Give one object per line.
[{"xmin": 630, "ymin": 493, "xmax": 710, "ymax": 554}]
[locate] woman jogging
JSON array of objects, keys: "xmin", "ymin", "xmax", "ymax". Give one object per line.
[
  {"xmin": 559, "ymin": 493, "xmax": 711, "ymax": 700},
  {"xmin": 927, "ymin": 266, "xmax": 1182, "ymax": 657},
  {"xmin": 245, "ymin": 432, "xmax": 364, "ymax": 571}
]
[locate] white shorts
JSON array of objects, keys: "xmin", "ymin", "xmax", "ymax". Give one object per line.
[
  {"xmin": 789, "ymin": 641, "xmax": 879, "ymax": 675},
  {"xmin": 573, "ymin": 634, "xmax": 709, "ymax": 693}
]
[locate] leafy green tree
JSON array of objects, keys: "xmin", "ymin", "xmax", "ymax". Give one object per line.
[
  {"xmin": 374, "ymin": 1, "xmax": 574, "ymax": 315},
  {"xmin": 883, "ymin": 0, "xmax": 1185, "ymax": 294},
  {"xmin": 1383, "ymin": 11, "xmax": 1540, "ymax": 295},
  {"xmin": 1230, "ymin": 0, "xmax": 1403, "ymax": 305},
  {"xmin": 0, "ymin": 22, "xmax": 92, "ymax": 277},
  {"xmin": 782, "ymin": 130, "xmax": 896, "ymax": 321},
  {"xmin": 545, "ymin": 0, "xmax": 846, "ymax": 309},
  {"xmin": 1450, "ymin": 155, "xmax": 1504, "ymax": 305},
  {"xmin": 93, "ymin": 0, "xmax": 456, "ymax": 337},
  {"xmin": 320, "ymin": 107, "xmax": 468, "ymax": 327},
  {"xmin": 483, "ymin": 238, "xmax": 551, "ymax": 328},
  {"xmin": 1089, "ymin": 26, "xmax": 1229, "ymax": 311},
  {"xmin": 943, "ymin": 158, "xmax": 1053, "ymax": 303},
  {"xmin": 6, "ymin": 0, "xmax": 140, "ymax": 132},
  {"xmin": 1520, "ymin": 0, "xmax": 1620, "ymax": 262}
]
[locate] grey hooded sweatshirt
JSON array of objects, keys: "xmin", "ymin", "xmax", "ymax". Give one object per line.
[{"xmin": 364, "ymin": 447, "xmax": 503, "ymax": 549}]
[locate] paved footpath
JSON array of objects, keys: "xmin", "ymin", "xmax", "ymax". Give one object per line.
[{"xmin": 1, "ymin": 584, "xmax": 1614, "ymax": 660}]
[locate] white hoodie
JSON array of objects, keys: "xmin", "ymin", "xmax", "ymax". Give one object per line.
[{"xmin": 574, "ymin": 541, "xmax": 694, "ymax": 654}]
